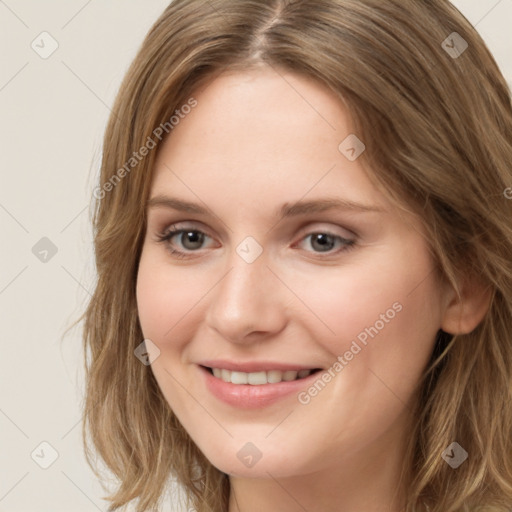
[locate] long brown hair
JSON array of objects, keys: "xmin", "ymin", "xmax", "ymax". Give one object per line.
[{"xmin": 81, "ymin": 1, "xmax": 512, "ymax": 510}]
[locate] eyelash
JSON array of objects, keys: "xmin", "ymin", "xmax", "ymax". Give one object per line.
[{"xmin": 155, "ymin": 226, "xmax": 356, "ymax": 260}]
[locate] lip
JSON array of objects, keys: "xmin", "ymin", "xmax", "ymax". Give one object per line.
[
  {"xmin": 198, "ymin": 359, "xmax": 321, "ymax": 373},
  {"xmin": 198, "ymin": 364, "xmax": 323, "ymax": 409}
]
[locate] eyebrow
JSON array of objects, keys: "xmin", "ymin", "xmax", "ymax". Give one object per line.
[{"xmin": 146, "ymin": 195, "xmax": 384, "ymax": 218}]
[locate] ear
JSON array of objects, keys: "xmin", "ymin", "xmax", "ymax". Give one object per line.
[{"xmin": 440, "ymin": 274, "xmax": 493, "ymax": 335}]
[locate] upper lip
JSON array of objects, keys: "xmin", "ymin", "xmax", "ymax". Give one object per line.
[{"xmin": 198, "ymin": 360, "xmax": 322, "ymax": 373}]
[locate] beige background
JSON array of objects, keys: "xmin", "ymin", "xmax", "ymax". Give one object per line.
[{"xmin": 0, "ymin": 1, "xmax": 511, "ymax": 511}]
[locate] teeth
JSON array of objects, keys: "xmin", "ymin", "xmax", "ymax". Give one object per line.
[
  {"xmin": 283, "ymin": 370, "xmax": 298, "ymax": 381},
  {"xmin": 230, "ymin": 371, "xmax": 248, "ymax": 384},
  {"xmin": 248, "ymin": 371, "xmax": 267, "ymax": 385},
  {"xmin": 267, "ymin": 370, "xmax": 283, "ymax": 384},
  {"xmin": 210, "ymin": 368, "xmax": 314, "ymax": 385}
]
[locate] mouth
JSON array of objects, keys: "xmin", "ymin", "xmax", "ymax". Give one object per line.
[
  {"xmin": 198, "ymin": 363, "xmax": 326, "ymax": 409},
  {"xmin": 200, "ymin": 365, "xmax": 323, "ymax": 385}
]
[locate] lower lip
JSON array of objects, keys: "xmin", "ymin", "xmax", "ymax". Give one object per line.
[{"xmin": 199, "ymin": 365, "xmax": 321, "ymax": 409}]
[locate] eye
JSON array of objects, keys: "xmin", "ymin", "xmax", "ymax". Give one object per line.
[
  {"xmin": 296, "ymin": 232, "xmax": 355, "ymax": 255},
  {"xmin": 155, "ymin": 225, "xmax": 356, "ymax": 260},
  {"xmin": 156, "ymin": 227, "xmax": 214, "ymax": 258}
]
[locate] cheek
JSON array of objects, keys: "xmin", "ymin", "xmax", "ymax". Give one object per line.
[
  {"xmin": 136, "ymin": 250, "xmax": 200, "ymax": 344},
  {"xmin": 135, "ymin": 251, "xmax": 203, "ymax": 409},
  {"xmin": 291, "ymin": 249, "xmax": 441, "ymax": 375}
]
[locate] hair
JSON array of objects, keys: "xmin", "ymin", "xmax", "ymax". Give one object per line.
[{"xmin": 81, "ymin": 1, "xmax": 512, "ymax": 511}]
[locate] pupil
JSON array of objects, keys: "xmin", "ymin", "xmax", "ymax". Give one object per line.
[
  {"xmin": 312, "ymin": 233, "xmax": 334, "ymax": 252},
  {"xmin": 182, "ymin": 231, "xmax": 204, "ymax": 249}
]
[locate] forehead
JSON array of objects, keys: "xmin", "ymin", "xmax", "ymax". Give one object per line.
[
  {"xmin": 147, "ymin": 66, "xmax": 418, "ymax": 229},
  {"xmin": 162, "ymin": 67, "xmax": 356, "ymax": 160}
]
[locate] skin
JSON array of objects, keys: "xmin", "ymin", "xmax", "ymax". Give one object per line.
[{"xmin": 136, "ymin": 65, "xmax": 489, "ymax": 512}]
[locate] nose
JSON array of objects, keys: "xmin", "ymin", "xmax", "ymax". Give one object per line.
[{"xmin": 204, "ymin": 248, "xmax": 287, "ymax": 344}]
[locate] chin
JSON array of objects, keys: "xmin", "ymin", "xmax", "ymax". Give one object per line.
[{"xmin": 194, "ymin": 437, "xmax": 317, "ymax": 479}]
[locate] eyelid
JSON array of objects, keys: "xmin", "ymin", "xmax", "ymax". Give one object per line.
[
  {"xmin": 158, "ymin": 224, "xmax": 218, "ymax": 247},
  {"xmin": 295, "ymin": 221, "xmax": 357, "ymax": 240},
  {"xmin": 155, "ymin": 220, "xmax": 358, "ymax": 263},
  {"xmin": 291, "ymin": 230, "xmax": 356, "ymax": 255},
  {"xmin": 159, "ymin": 220, "xmax": 356, "ymax": 243},
  {"xmin": 160, "ymin": 221, "xmax": 216, "ymax": 240}
]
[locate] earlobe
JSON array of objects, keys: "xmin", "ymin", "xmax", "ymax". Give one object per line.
[{"xmin": 440, "ymin": 275, "xmax": 493, "ymax": 335}]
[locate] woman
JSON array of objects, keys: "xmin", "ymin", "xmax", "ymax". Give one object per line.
[{"xmin": 82, "ymin": 1, "xmax": 512, "ymax": 510}]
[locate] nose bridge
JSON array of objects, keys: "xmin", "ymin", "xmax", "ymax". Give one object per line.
[
  {"xmin": 205, "ymin": 242, "xmax": 286, "ymax": 342},
  {"xmin": 216, "ymin": 246, "xmax": 273, "ymax": 315}
]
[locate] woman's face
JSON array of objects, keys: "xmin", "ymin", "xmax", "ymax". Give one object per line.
[{"xmin": 136, "ymin": 66, "xmax": 450, "ymax": 481}]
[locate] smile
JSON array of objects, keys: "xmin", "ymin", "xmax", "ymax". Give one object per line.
[
  {"xmin": 199, "ymin": 364, "xmax": 324, "ymax": 409},
  {"xmin": 207, "ymin": 367, "xmax": 321, "ymax": 385}
]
